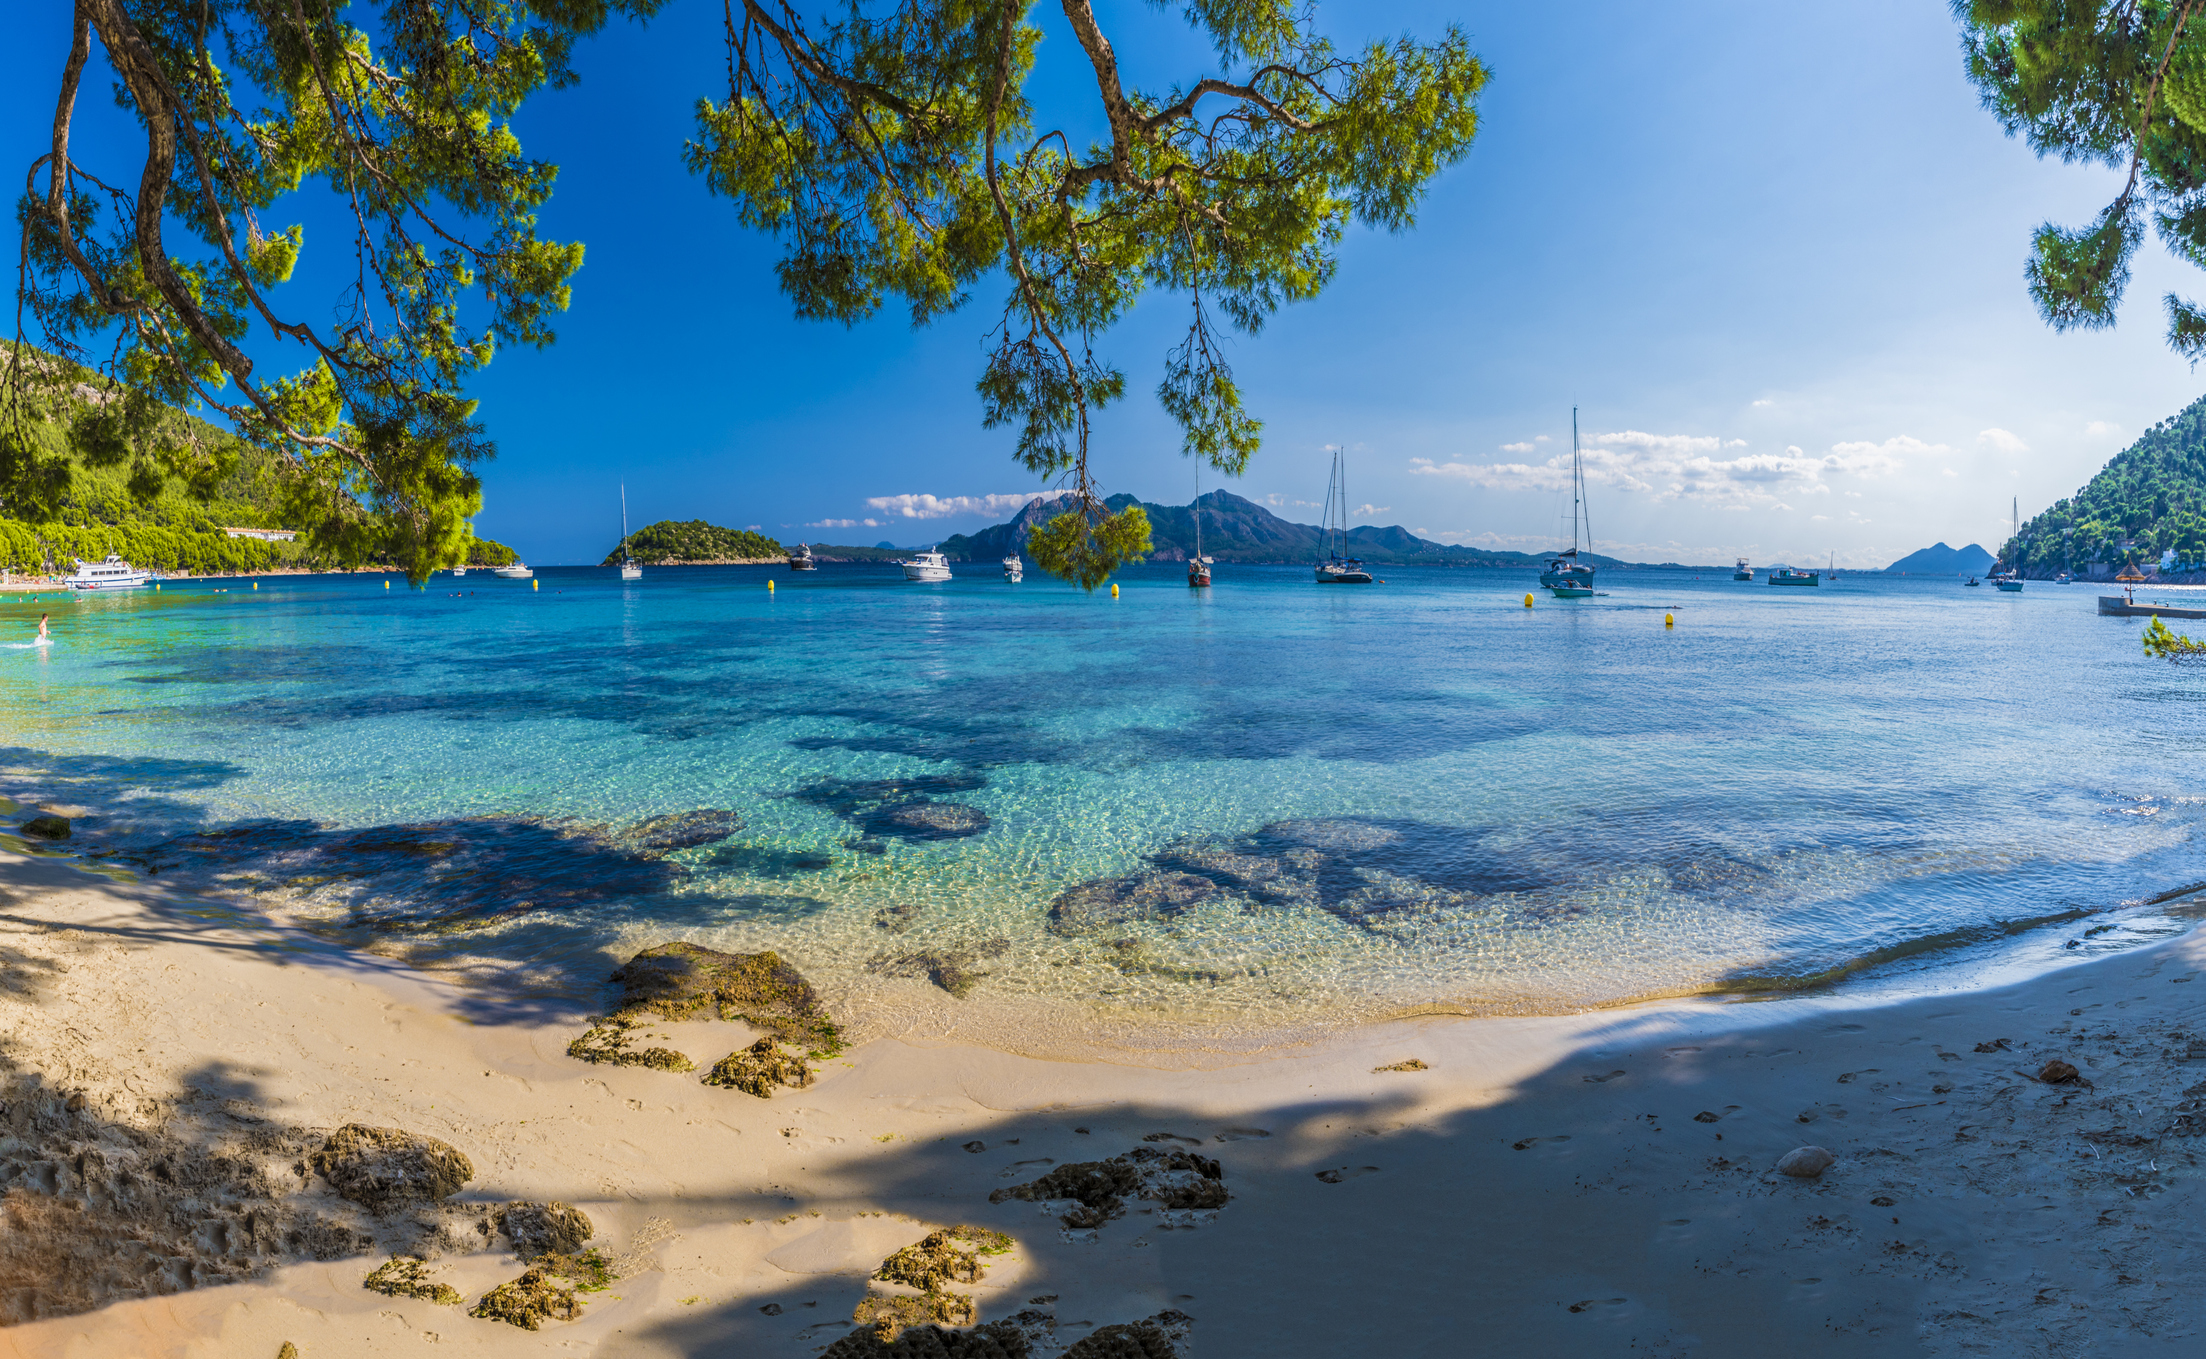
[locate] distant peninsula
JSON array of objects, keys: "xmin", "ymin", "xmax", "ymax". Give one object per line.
[
  {"xmin": 2012, "ymin": 392, "xmax": 2206, "ymax": 580},
  {"xmin": 605, "ymin": 520, "xmax": 783, "ymax": 565},
  {"xmin": 1884, "ymin": 542, "xmax": 1993, "ymax": 575},
  {"xmin": 937, "ymin": 491, "xmax": 1677, "ymax": 568}
]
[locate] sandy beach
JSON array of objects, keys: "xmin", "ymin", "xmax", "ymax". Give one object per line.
[{"xmin": 0, "ymin": 846, "xmax": 2201, "ymax": 1358}]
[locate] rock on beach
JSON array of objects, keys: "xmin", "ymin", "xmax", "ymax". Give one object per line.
[
  {"xmin": 1776, "ymin": 1146, "xmax": 1835, "ymax": 1178},
  {"xmin": 308, "ymin": 1124, "xmax": 474, "ymax": 1211}
]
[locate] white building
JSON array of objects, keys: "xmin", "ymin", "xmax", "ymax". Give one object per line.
[{"xmin": 222, "ymin": 526, "xmax": 299, "ymax": 542}]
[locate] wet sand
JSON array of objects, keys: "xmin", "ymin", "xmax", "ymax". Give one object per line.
[{"xmin": 1, "ymin": 846, "xmax": 2202, "ymax": 1358}]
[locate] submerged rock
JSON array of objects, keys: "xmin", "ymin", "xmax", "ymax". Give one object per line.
[
  {"xmin": 470, "ymin": 1264, "xmax": 584, "ymax": 1329},
  {"xmin": 495, "ymin": 1201, "xmax": 594, "ymax": 1260},
  {"xmin": 874, "ymin": 803, "xmax": 990, "ymax": 838},
  {"xmin": 362, "ymin": 1255, "xmax": 462, "ymax": 1304},
  {"xmin": 620, "ymin": 809, "xmax": 745, "ymax": 854},
  {"xmin": 309, "ymin": 1124, "xmax": 473, "ymax": 1212},
  {"xmin": 1047, "ymin": 872, "xmax": 1220, "ymax": 935},
  {"xmin": 703, "ymin": 1036, "xmax": 814, "ymax": 1097},
  {"xmin": 794, "ymin": 775, "xmax": 993, "ymax": 843},
  {"xmin": 867, "ymin": 942, "xmax": 1007, "ymax": 999},
  {"xmin": 19, "ymin": 815, "xmax": 69, "ymax": 840}
]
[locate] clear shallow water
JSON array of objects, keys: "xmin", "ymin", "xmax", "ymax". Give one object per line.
[{"xmin": 2, "ymin": 564, "xmax": 2203, "ymax": 1040}]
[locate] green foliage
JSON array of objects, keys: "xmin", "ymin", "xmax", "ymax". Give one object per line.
[
  {"xmin": 2144, "ymin": 614, "xmax": 2206, "ymax": 661},
  {"xmin": 690, "ymin": 0, "xmax": 1483, "ymax": 582},
  {"xmin": 610, "ymin": 519, "xmax": 783, "ymax": 565},
  {"xmin": 2011, "ymin": 392, "xmax": 2206, "ymax": 571},
  {"xmin": 1026, "ymin": 504, "xmax": 1151, "ymax": 591},
  {"xmin": 1956, "ymin": 2, "xmax": 2206, "ymax": 352},
  {"xmin": 11, "ymin": 0, "xmax": 665, "ymax": 583}
]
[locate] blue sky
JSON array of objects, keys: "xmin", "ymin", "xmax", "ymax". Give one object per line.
[{"xmin": 9, "ymin": 1, "xmax": 2206, "ymax": 566}]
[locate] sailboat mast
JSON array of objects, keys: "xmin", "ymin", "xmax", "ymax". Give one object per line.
[{"xmin": 1571, "ymin": 407, "xmax": 1585, "ymax": 554}]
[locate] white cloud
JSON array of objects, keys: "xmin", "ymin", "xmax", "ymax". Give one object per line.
[
  {"xmin": 1499, "ymin": 441, "xmax": 1537, "ymax": 453},
  {"xmin": 1941, "ymin": 468, "xmax": 1958, "ymax": 478},
  {"xmin": 1535, "ymin": 435, "xmax": 1551, "ymax": 443},
  {"xmin": 1977, "ymin": 427, "xmax": 2029, "ymax": 454},
  {"xmin": 1752, "ymin": 399, "xmax": 1774, "ymax": 408},
  {"xmin": 2085, "ymin": 420, "xmax": 2123, "ymax": 439},
  {"xmin": 807, "ymin": 518, "xmax": 860, "ymax": 528},
  {"xmin": 1408, "ymin": 430, "xmax": 1930, "ymax": 507},
  {"xmin": 1812, "ymin": 514, "xmax": 1830, "ymax": 521},
  {"xmin": 864, "ymin": 492, "xmax": 1041, "ymax": 520},
  {"xmin": 1265, "ymin": 493, "xmax": 1321, "ymax": 509},
  {"xmin": 1353, "ymin": 503, "xmax": 1391, "ymax": 518}
]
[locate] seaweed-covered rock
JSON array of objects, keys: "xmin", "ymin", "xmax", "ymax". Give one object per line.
[
  {"xmin": 309, "ymin": 1124, "xmax": 473, "ymax": 1212},
  {"xmin": 874, "ymin": 1225, "xmax": 1013, "ymax": 1291},
  {"xmin": 362, "ymin": 1255, "xmax": 462, "ymax": 1304},
  {"xmin": 1063, "ymin": 1318, "xmax": 1181, "ymax": 1359},
  {"xmin": 565, "ymin": 1017, "xmax": 697, "ymax": 1071},
  {"xmin": 495, "ymin": 1201, "xmax": 594, "ymax": 1260},
  {"xmin": 703, "ymin": 1036, "xmax": 814, "ymax": 1097},
  {"xmin": 822, "ymin": 1320, "xmax": 1031, "ymax": 1359},
  {"xmin": 1047, "ymin": 872, "xmax": 1220, "ymax": 936},
  {"xmin": 470, "ymin": 1265, "xmax": 584, "ymax": 1329},
  {"xmin": 622, "ymin": 809, "xmax": 745, "ymax": 854},
  {"xmin": 990, "ymin": 1149, "xmax": 1224, "ymax": 1228},
  {"xmin": 20, "ymin": 815, "xmax": 69, "ymax": 840},
  {"xmin": 609, "ymin": 942, "xmax": 834, "ymax": 1048}
]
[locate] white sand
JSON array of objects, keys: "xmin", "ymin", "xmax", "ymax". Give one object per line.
[{"xmin": 2, "ymin": 847, "xmax": 2203, "ymax": 1357}]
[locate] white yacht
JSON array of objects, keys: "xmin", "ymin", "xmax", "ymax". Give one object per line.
[
  {"xmin": 1002, "ymin": 554, "xmax": 1023, "ymax": 581},
  {"xmin": 900, "ymin": 550, "xmax": 952, "ymax": 582},
  {"xmin": 493, "ymin": 562, "xmax": 534, "ymax": 580},
  {"xmin": 616, "ymin": 483, "xmax": 641, "ymax": 580},
  {"xmin": 67, "ymin": 554, "xmax": 152, "ymax": 590}
]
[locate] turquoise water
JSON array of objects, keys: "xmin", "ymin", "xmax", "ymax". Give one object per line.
[{"xmin": 2, "ymin": 564, "xmax": 2202, "ymax": 1038}]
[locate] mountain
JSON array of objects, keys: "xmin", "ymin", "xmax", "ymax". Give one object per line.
[
  {"xmin": 2013, "ymin": 393, "xmax": 2206, "ymax": 579},
  {"xmin": 606, "ymin": 519, "xmax": 783, "ymax": 565},
  {"xmin": 1884, "ymin": 542, "xmax": 1994, "ymax": 574},
  {"xmin": 937, "ymin": 491, "xmax": 1646, "ymax": 567}
]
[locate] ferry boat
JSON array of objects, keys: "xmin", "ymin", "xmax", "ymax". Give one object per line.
[
  {"xmin": 1732, "ymin": 558, "xmax": 1753, "ymax": 581},
  {"xmin": 1768, "ymin": 566, "xmax": 1820, "ymax": 587},
  {"xmin": 493, "ymin": 563, "xmax": 534, "ymax": 580},
  {"xmin": 789, "ymin": 543, "xmax": 817, "ymax": 571},
  {"xmin": 1003, "ymin": 554, "xmax": 1023, "ymax": 581},
  {"xmin": 901, "ymin": 550, "xmax": 952, "ymax": 582},
  {"xmin": 67, "ymin": 554, "xmax": 152, "ymax": 590}
]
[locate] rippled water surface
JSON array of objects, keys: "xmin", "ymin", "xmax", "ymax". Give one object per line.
[{"xmin": 3, "ymin": 564, "xmax": 2202, "ymax": 1037}]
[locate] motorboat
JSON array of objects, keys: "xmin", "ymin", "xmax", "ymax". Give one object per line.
[
  {"xmin": 451, "ymin": 566, "xmax": 467, "ymax": 577},
  {"xmin": 1538, "ymin": 410, "xmax": 1597, "ymax": 592},
  {"xmin": 1732, "ymin": 558, "xmax": 1753, "ymax": 581},
  {"xmin": 790, "ymin": 543, "xmax": 817, "ymax": 571},
  {"xmin": 1002, "ymin": 554, "xmax": 1023, "ymax": 581},
  {"xmin": 901, "ymin": 550, "xmax": 952, "ymax": 582},
  {"xmin": 1965, "ymin": 576, "xmax": 1981, "ymax": 587},
  {"xmin": 493, "ymin": 563, "xmax": 534, "ymax": 579},
  {"xmin": 1768, "ymin": 566, "xmax": 1820, "ymax": 586},
  {"xmin": 67, "ymin": 554, "xmax": 151, "ymax": 590},
  {"xmin": 2054, "ymin": 570, "xmax": 2074, "ymax": 585}
]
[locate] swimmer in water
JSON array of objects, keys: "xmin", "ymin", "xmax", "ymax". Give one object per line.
[{"xmin": 36, "ymin": 614, "xmax": 49, "ymax": 644}]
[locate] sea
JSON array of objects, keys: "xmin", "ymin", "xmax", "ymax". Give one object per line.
[{"xmin": 3, "ymin": 563, "xmax": 2202, "ymax": 1051}]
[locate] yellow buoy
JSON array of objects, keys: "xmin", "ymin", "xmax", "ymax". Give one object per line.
[
  {"xmin": 1523, "ymin": 593, "xmax": 1534, "ymax": 608},
  {"xmin": 1111, "ymin": 583, "xmax": 1119, "ymax": 598},
  {"xmin": 1665, "ymin": 612, "xmax": 1675, "ymax": 627},
  {"xmin": 531, "ymin": 578, "xmax": 539, "ymax": 592},
  {"xmin": 768, "ymin": 579, "xmax": 776, "ymax": 592},
  {"xmin": 252, "ymin": 581, "xmax": 258, "ymax": 590}
]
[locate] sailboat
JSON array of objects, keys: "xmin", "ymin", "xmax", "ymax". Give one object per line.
[
  {"xmin": 1314, "ymin": 445, "xmax": 1372, "ymax": 583},
  {"xmin": 617, "ymin": 484, "xmax": 642, "ymax": 580},
  {"xmin": 1994, "ymin": 497, "xmax": 2024, "ymax": 591},
  {"xmin": 1539, "ymin": 408, "xmax": 1597, "ymax": 596},
  {"xmin": 1188, "ymin": 471, "xmax": 1212, "ymax": 588}
]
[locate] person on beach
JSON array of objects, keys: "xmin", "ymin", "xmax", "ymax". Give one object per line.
[{"xmin": 36, "ymin": 614, "xmax": 48, "ymax": 644}]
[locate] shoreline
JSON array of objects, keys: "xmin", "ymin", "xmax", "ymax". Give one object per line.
[{"xmin": 3, "ymin": 848, "xmax": 2204, "ymax": 1356}]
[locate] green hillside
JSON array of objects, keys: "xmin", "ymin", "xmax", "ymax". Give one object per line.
[
  {"xmin": 606, "ymin": 519, "xmax": 783, "ymax": 565},
  {"xmin": 2013, "ymin": 395, "xmax": 2206, "ymax": 575},
  {"xmin": 0, "ymin": 346, "xmax": 512, "ymax": 576}
]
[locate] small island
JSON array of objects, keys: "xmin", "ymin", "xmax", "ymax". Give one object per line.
[{"xmin": 604, "ymin": 519, "xmax": 784, "ymax": 565}]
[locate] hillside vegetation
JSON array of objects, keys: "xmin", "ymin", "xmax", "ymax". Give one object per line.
[
  {"xmin": 607, "ymin": 520, "xmax": 783, "ymax": 564},
  {"xmin": 2014, "ymin": 394, "xmax": 2206, "ymax": 574},
  {"xmin": 1, "ymin": 348, "xmax": 512, "ymax": 576}
]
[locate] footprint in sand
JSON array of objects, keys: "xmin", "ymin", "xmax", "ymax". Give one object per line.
[
  {"xmin": 1000, "ymin": 1158, "xmax": 1054, "ymax": 1178},
  {"xmin": 1568, "ymin": 1298, "xmax": 1628, "ymax": 1313},
  {"xmin": 1584, "ymin": 1070, "xmax": 1627, "ymax": 1084},
  {"xmin": 1692, "ymin": 1106, "xmax": 1741, "ymax": 1123},
  {"xmin": 1144, "ymin": 1132, "xmax": 1203, "ymax": 1146},
  {"xmin": 1314, "ymin": 1166, "xmax": 1380, "ymax": 1183},
  {"xmin": 1213, "ymin": 1128, "xmax": 1271, "ymax": 1142},
  {"xmin": 1512, "ymin": 1135, "xmax": 1572, "ymax": 1150}
]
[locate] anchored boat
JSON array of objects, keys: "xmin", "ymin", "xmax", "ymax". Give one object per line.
[
  {"xmin": 901, "ymin": 550, "xmax": 952, "ymax": 582},
  {"xmin": 493, "ymin": 563, "xmax": 533, "ymax": 579},
  {"xmin": 1314, "ymin": 445, "xmax": 1372, "ymax": 583},
  {"xmin": 1002, "ymin": 554, "xmax": 1023, "ymax": 581},
  {"xmin": 1189, "ymin": 473, "xmax": 1212, "ymax": 588},
  {"xmin": 1992, "ymin": 498, "xmax": 2024, "ymax": 591},
  {"xmin": 1732, "ymin": 558, "xmax": 1753, "ymax": 581},
  {"xmin": 789, "ymin": 543, "xmax": 817, "ymax": 571},
  {"xmin": 1540, "ymin": 409, "xmax": 1597, "ymax": 595},
  {"xmin": 1768, "ymin": 566, "xmax": 1820, "ymax": 587},
  {"xmin": 66, "ymin": 554, "xmax": 151, "ymax": 590},
  {"xmin": 617, "ymin": 483, "xmax": 642, "ymax": 580}
]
